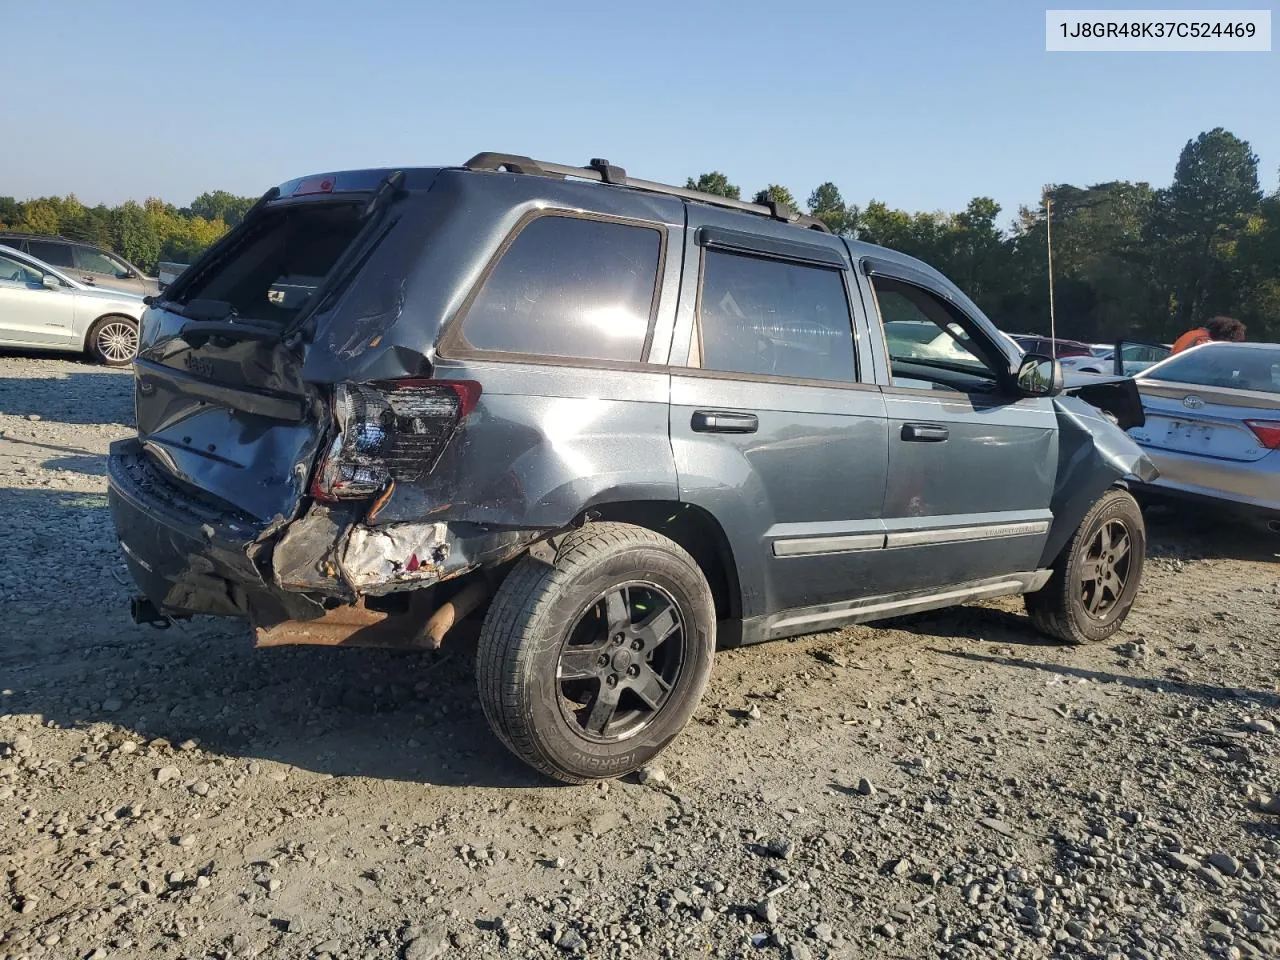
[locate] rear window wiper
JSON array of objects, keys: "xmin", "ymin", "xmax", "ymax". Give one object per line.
[
  {"xmin": 168, "ymin": 300, "xmax": 284, "ymax": 344},
  {"xmin": 181, "ymin": 319, "xmax": 282, "ymax": 345},
  {"xmin": 152, "ymin": 298, "xmax": 236, "ymax": 322},
  {"xmin": 181, "ymin": 299, "xmax": 238, "ymax": 321}
]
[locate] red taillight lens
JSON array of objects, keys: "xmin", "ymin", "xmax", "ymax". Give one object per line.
[
  {"xmin": 311, "ymin": 380, "xmax": 482, "ymax": 502},
  {"xmin": 1245, "ymin": 419, "xmax": 1280, "ymax": 450}
]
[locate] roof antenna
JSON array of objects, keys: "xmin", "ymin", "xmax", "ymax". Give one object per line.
[{"xmin": 1045, "ymin": 195, "xmax": 1057, "ymax": 360}]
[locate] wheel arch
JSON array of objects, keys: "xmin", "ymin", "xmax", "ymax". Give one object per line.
[
  {"xmin": 573, "ymin": 500, "xmax": 743, "ymax": 626},
  {"xmin": 83, "ymin": 311, "xmax": 139, "ymax": 352}
]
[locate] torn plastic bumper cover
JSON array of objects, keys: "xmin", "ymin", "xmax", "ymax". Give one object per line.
[{"xmin": 272, "ymin": 505, "xmax": 540, "ymax": 599}]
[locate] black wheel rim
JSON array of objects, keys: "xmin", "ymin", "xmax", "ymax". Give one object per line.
[
  {"xmin": 1080, "ymin": 518, "xmax": 1132, "ymax": 619},
  {"xmin": 556, "ymin": 581, "xmax": 685, "ymax": 743}
]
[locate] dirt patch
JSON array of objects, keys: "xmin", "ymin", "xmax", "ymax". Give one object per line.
[{"xmin": 1, "ymin": 356, "xmax": 1277, "ymax": 960}]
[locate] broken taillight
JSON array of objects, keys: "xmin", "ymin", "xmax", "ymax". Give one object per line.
[
  {"xmin": 311, "ymin": 380, "xmax": 481, "ymax": 502},
  {"xmin": 1245, "ymin": 419, "xmax": 1280, "ymax": 450}
]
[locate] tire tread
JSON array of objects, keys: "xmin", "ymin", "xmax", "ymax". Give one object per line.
[
  {"xmin": 1025, "ymin": 489, "xmax": 1145, "ymax": 644},
  {"xmin": 477, "ymin": 522, "xmax": 711, "ymax": 783}
]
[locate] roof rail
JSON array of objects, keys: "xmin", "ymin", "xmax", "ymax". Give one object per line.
[
  {"xmin": 0, "ymin": 231, "xmax": 72, "ymax": 241},
  {"xmin": 463, "ymin": 152, "xmax": 831, "ymax": 233}
]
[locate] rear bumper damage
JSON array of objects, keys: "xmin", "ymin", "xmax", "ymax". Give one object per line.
[{"xmin": 108, "ymin": 438, "xmax": 542, "ymax": 642}]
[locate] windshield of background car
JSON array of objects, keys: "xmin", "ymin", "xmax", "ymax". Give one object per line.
[
  {"xmin": 1145, "ymin": 344, "xmax": 1280, "ymax": 394},
  {"xmin": 173, "ymin": 202, "xmax": 366, "ymax": 324}
]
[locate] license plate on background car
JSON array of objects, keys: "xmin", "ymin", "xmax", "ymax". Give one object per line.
[{"xmin": 1164, "ymin": 419, "xmax": 1214, "ymax": 446}]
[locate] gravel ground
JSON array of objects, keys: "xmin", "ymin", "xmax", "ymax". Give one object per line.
[{"xmin": 1, "ymin": 354, "xmax": 1277, "ymax": 960}]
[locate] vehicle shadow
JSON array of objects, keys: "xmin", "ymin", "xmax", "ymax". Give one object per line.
[
  {"xmin": 40, "ymin": 454, "xmax": 106, "ymax": 476},
  {"xmin": 881, "ymin": 604, "xmax": 1060, "ymax": 647},
  {"xmin": 0, "ymin": 485, "xmax": 549, "ymax": 789},
  {"xmin": 0, "ymin": 367, "xmax": 133, "ymax": 426},
  {"xmin": 1144, "ymin": 507, "xmax": 1279, "ymax": 563},
  {"xmin": 934, "ymin": 648, "xmax": 1280, "ymax": 708}
]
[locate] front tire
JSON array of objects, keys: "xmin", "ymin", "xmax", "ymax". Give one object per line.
[
  {"xmin": 87, "ymin": 315, "xmax": 139, "ymax": 366},
  {"xmin": 477, "ymin": 522, "xmax": 715, "ymax": 784},
  {"xmin": 1025, "ymin": 488, "xmax": 1146, "ymax": 643}
]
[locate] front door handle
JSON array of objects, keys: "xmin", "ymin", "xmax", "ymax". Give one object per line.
[
  {"xmin": 692, "ymin": 410, "xmax": 759, "ymax": 434},
  {"xmin": 902, "ymin": 422, "xmax": 949, "ymax": 442}
]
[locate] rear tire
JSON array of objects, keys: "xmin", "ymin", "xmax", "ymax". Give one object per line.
[
  {"xmin": 477, "ymin": 522, "xmax": 715, "ymax": 784},
  {"xmin": 1025, "ymin": 488, "xmax": 1146, "ymax": 644},
  {"xmin": 87, "ymin": 315, "xmax": 139, "ymax": 366}
]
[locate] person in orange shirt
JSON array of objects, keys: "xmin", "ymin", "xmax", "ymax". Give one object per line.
[{"xmin": 1171, "ymin": 315, "xmax": 1246, "ymax": 354}]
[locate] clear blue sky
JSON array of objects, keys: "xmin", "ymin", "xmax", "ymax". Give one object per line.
[{"xmin": 2, "ymin": 0, "xmax": 1275, "ymax": 227}]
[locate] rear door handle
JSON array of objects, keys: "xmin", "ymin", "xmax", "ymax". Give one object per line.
[
  {"xmin": 901, "ymin": 422, "xmax": 948, "ymax": 442},
  {"xmin": 692, "ymin": 410, "xmax": 759, "ymax": 434}
]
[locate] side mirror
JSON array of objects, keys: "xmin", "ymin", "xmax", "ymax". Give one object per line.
[
  {"xmin": 1016, "ymin": 353, "xmax": 1064, "ymax": 397},
  {"xmin": 120, "ymin": 269, "xmax": 137, "ymax": 279},
  {"xmin": 41, "ymin": 274, "xmax": 61, "ymax": 290}
]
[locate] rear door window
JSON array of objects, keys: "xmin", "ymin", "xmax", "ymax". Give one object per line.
[
  {"xmin": 694, "ymin": 250, "xmax": 856, "ymax": 382},
  {"xmin": 174, "ymin": 202, "xmax": 367, "ymax": 324},
  {"xmin": 458, "ymin": 214, "xmax": 663, "ymax": 363},
  {"xmin": 24, "ymin": 240, "xmax": 74, "ymax": 268}
]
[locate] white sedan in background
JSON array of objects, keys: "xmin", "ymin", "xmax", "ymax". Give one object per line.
[
  {"xmin": 0, "ymin": 244, "xmax": 145, "ymax": 365},
  {"xmin": 1127, "ymin": 342, "xmax": 1280, "ymax": 532}
]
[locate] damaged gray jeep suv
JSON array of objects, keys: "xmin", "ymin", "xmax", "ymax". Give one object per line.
[{"xmin": 109, "ymin": 153, "xmax": 1157, "ymax": 783}]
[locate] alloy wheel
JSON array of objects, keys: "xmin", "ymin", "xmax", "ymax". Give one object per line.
[
  {"xmin": 97, "ymin": 322, "xmax": 138, "ymax": 363},
  {"xmin": 1080, "ymin": 518, "xmax": 1131, "ymax": 618},
  {"xmin": 556, "ymin": 582, "xmax": 685, "ymax": 742}
]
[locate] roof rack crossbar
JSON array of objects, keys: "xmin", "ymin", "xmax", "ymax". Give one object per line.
[{"xmin": 461, "ymin": 152, "xmax": 830, "ymax": 233}]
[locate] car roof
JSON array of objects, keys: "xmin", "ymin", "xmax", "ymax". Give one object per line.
[{"xmin": 1179, "ymin": 340, "xmax": 1280, "ymax": 352}]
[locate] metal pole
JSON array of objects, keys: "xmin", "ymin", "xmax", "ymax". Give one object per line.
[{"xmin": 1045, "ymin": 196, "xmax": 1057, "ymax": 357}]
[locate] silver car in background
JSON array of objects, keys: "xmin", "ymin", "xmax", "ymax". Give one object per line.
[
  {"xmin": 1128, "ymin": 342, "xmax": 1280, "ymax": 531},
  {"xmin": 0, "ymin": 244, "xmax": 146, "ymax": 365}
]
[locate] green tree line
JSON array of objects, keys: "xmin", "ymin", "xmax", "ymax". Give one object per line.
[
  {"xmin": 3, "ymin": 127, "xmax": 1275, "ymax": 342},
  {"xmin": 689, "ymin": 127, "xmax": 1279, "ymax": 342},
  {"xmin": 0, "ymin": 191, "xmax": 254, "ymax": 275}
]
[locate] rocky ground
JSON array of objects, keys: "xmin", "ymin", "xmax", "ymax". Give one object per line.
[{"xmin": 0, "ymin": 354, "xmax": 1277, "ymax": 960}]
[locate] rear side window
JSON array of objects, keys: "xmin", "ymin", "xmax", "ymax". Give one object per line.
[
  {"xmin": 175, "ymin": 202, "xmax": 366, "ymax": 323},
  {"xmin": 695, "ymin": 250, "xmax": 856, "ymax": 383},
  {"xmin": 25, "ymin": 240, "xmax": 74, "ymax": 268},
  {"xmin": 459, "ymin": 215, "xmax": 663, "ymax": 363}
]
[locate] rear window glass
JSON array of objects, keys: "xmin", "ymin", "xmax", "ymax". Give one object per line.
[
  {"xmin": 460, "ymin": 215, "xmax": 662, "ymax": 363},
  {"xmin": 176, "ymin": 203, "xmax": 365, "ymax": 323},
  {"xmin": 1147, "ymin": 344, "xmax": 1280, "ymax": 394},
  {"xmin": 697, "ymin": 250, "xmax": 856, "ymax": 382}
]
